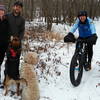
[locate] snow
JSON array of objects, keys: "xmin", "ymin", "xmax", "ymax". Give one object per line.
[{"xmin": 0, "ymin": 19, "xmax": 100, "ymax": 100}]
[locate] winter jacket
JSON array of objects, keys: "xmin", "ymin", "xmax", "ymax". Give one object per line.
[
  {"xmin": 70, "ymin": 17, "xmax": 96, "ymax": 38},
  {"xmin": 7, "ymin": 13, "xmax": 25, "ymax": 40},
  {"xmin": 0, "ymin": 16, "xmax": 9, "ymax": 44}
]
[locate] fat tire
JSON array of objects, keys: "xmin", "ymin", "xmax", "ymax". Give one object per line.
[{"xmin": 70, "ymin": 52, "xmax": 83, "ymax": 86}]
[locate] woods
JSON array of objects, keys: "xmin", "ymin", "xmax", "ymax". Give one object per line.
[{"xmin": 1, "ymin": 0, "xmax": 100, "ymax": 30}]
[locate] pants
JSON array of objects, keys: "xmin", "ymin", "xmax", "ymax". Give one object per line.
[
  {"xmin": 0, "ymin": 43, "xmax": 8, "ymax": 65},
  {"xmin": 0, "ymin": 43, "xmax": 8, "ymax": 78},
  {"xmin": 76, "ymin": 34, "xmax": 97, "ymax": 64},
  {"xmin": 86, "ymin": 43, "xmax": 93, "ymax": 63}
]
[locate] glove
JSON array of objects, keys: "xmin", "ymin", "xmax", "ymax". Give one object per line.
[
  {"xmin": 86, "ymin": 34, "xmax": 98, "ymax": 45},
  {"xmin": 64, "ymin": 32, "xmax": 76, "ymax": 43}
]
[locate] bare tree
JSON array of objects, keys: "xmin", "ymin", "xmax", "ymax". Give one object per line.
[{"xmin": 1, "ymin": 0, "xmax": 100, "ymax": 30}]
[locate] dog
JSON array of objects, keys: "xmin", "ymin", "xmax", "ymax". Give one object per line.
[
  {"xmin": 4, "ymin": 35, "xmax": 21, "ymax": 80},
  {"xmin": 3, "ymin": 35, "xmax": 23, "ymax": 96},
  {"xmin": 3, "ymin": 75, "xmax": 27, "ymax": 96},
  {"xmin": 21, "ymin": 52, "xmax": 40, "ymax": 100}
]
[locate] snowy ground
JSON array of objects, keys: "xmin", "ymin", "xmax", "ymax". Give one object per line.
[{"xmin": 0, "ymin": 19, "xmax": 100, "ymax": 100}]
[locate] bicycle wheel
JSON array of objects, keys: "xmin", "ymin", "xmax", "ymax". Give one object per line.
[{"xmin": 70, "ymin": 52, "xmax": 83, "ymax": 86}]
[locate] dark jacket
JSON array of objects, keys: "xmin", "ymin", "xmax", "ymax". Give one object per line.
[
  {"xmin": 0, "ymin": 16, "xmax": 9, "ymax": 44},
  {"xmin": 7, "ymin": 13, "xmax": 25, "ymax": 40}
]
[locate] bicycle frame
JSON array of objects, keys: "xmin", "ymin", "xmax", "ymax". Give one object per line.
[{"xmin": 76, "ymin": 39, "xmax": 88, "ymax": 66}]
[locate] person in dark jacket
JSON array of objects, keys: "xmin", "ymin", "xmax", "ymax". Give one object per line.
[
  {"xmin": 64, "ymin": 11, "xmax": 97, "ymax": 71},
  {"xmin": 5, "ymin": 1, "xmax": 25, "ymax": 80},
  {"xmin": 7, "ymin": 1, "xmax": 25, "ymax": 40},
  {"xmin": 0, "ymin": 4, "xmax": 9, "ymax": 86}
]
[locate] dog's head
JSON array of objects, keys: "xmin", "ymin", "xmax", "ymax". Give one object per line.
[
  {"xmin": 24, "ymin": 52, "xmax": 38, "ymax": 65},
  {"xmin": 10, "ymin": 35, "xmax": 21, "ymax": 48}
]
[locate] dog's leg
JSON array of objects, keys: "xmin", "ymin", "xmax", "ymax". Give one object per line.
[
  {"xmin": 3, "ymin": 75, "xmax": 9, "ymax": 96},
  {"xmin": 17, "ymin": 78, "xmax": 27, "ymax": 97},
  {"xmin": 17, "ymin": 82, "xmax": 20, "ymax": 96},
  {"xmin": 4, "ymin": 85, "xmax": 8, "ymax": 96}
]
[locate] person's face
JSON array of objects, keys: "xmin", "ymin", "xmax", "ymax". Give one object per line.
[
  {"xmin": 79, "ymin": 16, "xmax": 86, "ymax": 22},
  {"xmin": 0, "ymin": 10, "xmax": 5, "ymax": 17},
  {"xmin": 13, "ymin": 5, "xmax": 22, "ymax": 15}
]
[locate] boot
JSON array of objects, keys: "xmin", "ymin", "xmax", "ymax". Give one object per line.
[
  {"xmin": 84, "ymin": 62, "xmax": 91, "ymax": 71},
  {"xmin": 88, "ymin": 62, "xmax": 91, "ymax": 70}
]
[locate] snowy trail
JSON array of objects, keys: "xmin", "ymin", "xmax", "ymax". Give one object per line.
[
  {"xmin": 40, "ymin": 62, "xmax": 100, "ymax": 100},
  {"xmin": 77, "ymin": 64, "xmax": 100, "ymax": 100}
]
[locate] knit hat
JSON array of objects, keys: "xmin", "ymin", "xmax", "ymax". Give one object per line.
[
  {"xmin": 13, "ymin": 1, "xmax": 23, "ymax": 7},
  {"xmin": 78, "ymin": 11, "xmax": 87, "ymax": 17},
  {"xmin": 0, "ymin": 5, "xmax": 5, "ymax": 11}
]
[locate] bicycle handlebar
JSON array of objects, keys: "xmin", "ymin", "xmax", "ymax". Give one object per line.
[{"xmin": 77, "ymin": 38, "xmax": 88, "ymax": 43}]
